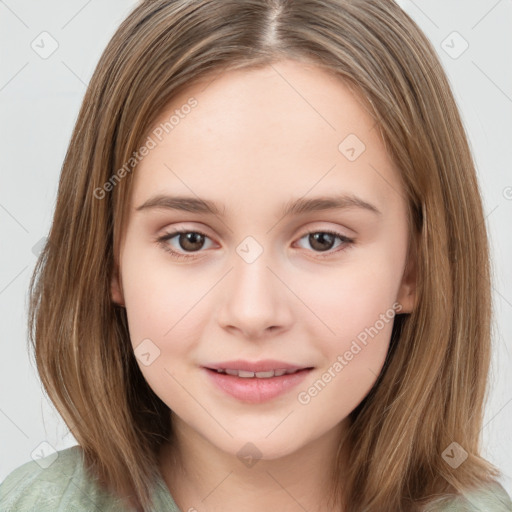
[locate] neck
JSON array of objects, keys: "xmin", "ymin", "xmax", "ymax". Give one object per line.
[{"xmin": 158, "ymin": 415, "xmax": 350, "ymax": 512}]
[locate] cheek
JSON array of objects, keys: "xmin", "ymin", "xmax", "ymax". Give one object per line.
[
  {"xmin": 120, "ymin": 246, "xmax": 217, "ymax": 396},
  {"xmin": 296, "ymin": 262, "xmax": 401, "ymax": 344},
  {"xmin": 121, "ymin": 257, "xmax": 205, "ymax": 408},
  {"xmin": 293, "ymin": 262, "xmax": 400, "ymax": 408},
  {"xmin": 296, "ymin": 280, "xmax": 396, "ymax": 418},
  {"xmin": 121, "ymin": 243, "xmax": 205, "ymax": 342}
]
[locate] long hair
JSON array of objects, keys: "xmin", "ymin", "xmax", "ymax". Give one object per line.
[{"xmin": 28, "ymin": 0, "xmax": 504, "ymax": 510}]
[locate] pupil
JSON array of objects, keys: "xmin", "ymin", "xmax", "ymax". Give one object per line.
[
  {"xmin": 180, "ymin": 232, "xmax": 204, "ymax": 251},
  {"xmin": 310, "ymin": 232, "xmax": 334, "ymax": 252}
]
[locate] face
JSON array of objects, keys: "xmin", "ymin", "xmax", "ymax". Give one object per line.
[{"xmin": 111, "ymin": 59, "xmax": 416, "ymax": 462}]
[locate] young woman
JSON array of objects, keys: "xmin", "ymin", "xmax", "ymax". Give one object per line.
[{"xmin": 1, "ymin": 0, "xmax": 510, "ymax": 510}]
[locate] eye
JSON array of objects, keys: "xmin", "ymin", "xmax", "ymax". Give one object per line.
[
  {"xmin": 156, "ymin": 228, "xmax": 354, "ymax": 261},
  {"xmin": 156, "ymin": 229, "xmax": 214, "ymax": 261},
  {"xmin": 295, "ymin": 229, "xmax": 354, "ymax": 257}
]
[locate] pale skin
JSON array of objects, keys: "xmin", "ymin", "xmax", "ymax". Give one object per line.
[{"xmin": 111, "ymin": 59, "xmax": 416, "ymax": 512}]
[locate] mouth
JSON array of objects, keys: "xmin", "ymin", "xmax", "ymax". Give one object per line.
[
  {"xmin": 202, "ymin": 364, "xmax": 314, "ymax": 403},
  {"xmin": 204, "ymin": 358, "xmax": 313, "ymax": 375},
  {"xmin": 205, "ymin": 367, "xmax": 312, "ymax": 378}
]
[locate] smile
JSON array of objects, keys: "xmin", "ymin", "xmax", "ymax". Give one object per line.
[{"xmin": 210, "ymin": 368, "xmax": 303, "ymax": 378}]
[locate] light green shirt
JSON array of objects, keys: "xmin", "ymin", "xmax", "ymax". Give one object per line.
[
  {"xmin": 0, "ymin": 445, "xmax": 180, "ymax": 511},
  {"xmin": 1, "ymin": 445, "xmax": 511, "ymax": 511}
]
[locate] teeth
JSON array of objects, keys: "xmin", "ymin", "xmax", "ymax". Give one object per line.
[
  {"xmin": 214, "ymin": 368, "xmax": 301, "ymax": 378},
  {"xmin": 255, "ymin": 370, "xmax": 275, "ymax": 378},
  {"xmin": 239, "ymin": 370, "xmax": 259, "ymax": 378}
]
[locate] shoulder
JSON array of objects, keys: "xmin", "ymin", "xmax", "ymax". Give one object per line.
[
  {"xmin": 425, "ymin": 480, "xmax": 512, "ymax": 511},
  {"xmin": 463, "ymin": 480, "xmax": 512, "ymax": 511},
  {"xmin": 0, "ymin": 445, "xmax": 127, "ymax": 512}
]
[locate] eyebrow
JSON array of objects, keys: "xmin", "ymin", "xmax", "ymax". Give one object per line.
[{"xmin": 135, "ymin": 193, "xmax": 382, "ymax": 217}]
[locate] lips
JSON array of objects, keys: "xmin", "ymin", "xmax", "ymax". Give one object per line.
[{"xmin": 203, "ymin": 364, "xmax": 313, "ymax": 403}]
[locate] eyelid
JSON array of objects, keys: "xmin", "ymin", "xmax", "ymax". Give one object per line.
[
  {"xmin": 155, "ymin": 223, "xmax": 355, "ymax": 260},
  {"xmin": 157, "ymin": 221, "xmax": 354, "ymax": 241},
  {"xmin": 294, "ymin": 228, "xmax": 354, "ymax": 256}
]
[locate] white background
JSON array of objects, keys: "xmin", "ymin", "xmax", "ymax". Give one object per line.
[{"xmin": 1, "ymin": 0, "xmax": 511, "ymax": 498}]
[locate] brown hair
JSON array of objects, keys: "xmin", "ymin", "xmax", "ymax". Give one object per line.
[{"xmin": 28, "ymin": 0, "xmax": 505, "ymax": 510}]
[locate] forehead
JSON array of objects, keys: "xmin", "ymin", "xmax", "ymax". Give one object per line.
[{"xmin": 130, "ymin": 59, "xmax": 404, "ymax": 217}]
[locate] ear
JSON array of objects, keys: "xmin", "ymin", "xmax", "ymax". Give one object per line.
[
  {"xmin": 110, "ymin": 266, "xmax": 125, "ymax": 307},
  {"xmin": 396, "ymin": 242, "xmax": 417, "ymax": 314}
]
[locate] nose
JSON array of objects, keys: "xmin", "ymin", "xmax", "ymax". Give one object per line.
[{"xmin": 215, "ymin": 248, "xmax": 293, "ymax": 340}]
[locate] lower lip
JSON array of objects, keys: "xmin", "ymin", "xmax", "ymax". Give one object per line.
[{"xmin": 203, "ymin": 367, "xmax": 313, "ymax": 404}]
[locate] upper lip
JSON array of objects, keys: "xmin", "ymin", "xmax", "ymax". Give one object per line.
[{"xmin": 204, "ymin": 359, "xmax": 312, "ymax": 372}]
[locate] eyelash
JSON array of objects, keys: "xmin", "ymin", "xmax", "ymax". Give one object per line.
[{"xmin": 155, "ymin": 228, "xmax": 354, "ymax": 261}]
